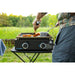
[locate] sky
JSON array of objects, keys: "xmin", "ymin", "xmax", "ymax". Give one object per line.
[
  {"xmin": 0, "ymin": 8, "xmax": 57, "ymax": 16},
  {"xmin": 0, "ymin": 0, "xmax": 75, "ymax": 16}
]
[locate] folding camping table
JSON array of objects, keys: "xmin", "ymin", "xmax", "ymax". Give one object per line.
[{"xmin": 11, "ymin": 47, "xmax": 52, "ymax": 63}]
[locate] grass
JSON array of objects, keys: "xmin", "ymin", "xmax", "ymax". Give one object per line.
[
  {"xmin": 0, "ymin": 27, "xmax": 59, "ymax": 62},
  {"xmin": 0, "ymin": 47, "xmax": 52, "ymax": 62},
  {"xmin": 0, "ymin": 27, "xmax": 59, "ymax": 40}
]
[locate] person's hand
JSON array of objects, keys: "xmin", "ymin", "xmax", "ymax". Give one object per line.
[
  {"xmin": 55, "ymin": 22, "xmax": 59, "ymax": 27},
  {"xmin": 32, "ymin": 12, "xmax": 47, "ymax": 33},
  {"xmin": 32, "ymin": 18, "xmax": 41, "ymax": 33}
]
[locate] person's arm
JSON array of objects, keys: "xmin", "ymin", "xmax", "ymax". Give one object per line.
[
  {"xmin": 36, "ymin": 12, "xmax": 47, "ymax": 20},
  {"xmin": 33, "ymin": 12, "xmax": 47, "ymax": 33}
]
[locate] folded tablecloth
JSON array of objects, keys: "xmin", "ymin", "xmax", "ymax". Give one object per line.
[{"xmin": 0, "ymin": 39, "xmax": 6, "ymax": 56}]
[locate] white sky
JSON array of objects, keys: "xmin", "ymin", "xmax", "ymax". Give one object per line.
[{"xmin": 0, "ymin": 0, "xmax": 75, "ymax": 16}]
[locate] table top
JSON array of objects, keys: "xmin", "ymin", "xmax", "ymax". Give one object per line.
[{"xmin": 11, "ymin": 47, "xmax": 52, "ymax": 53}]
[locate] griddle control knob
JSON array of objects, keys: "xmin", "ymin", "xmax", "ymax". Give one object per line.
[
  {"xmin": 22, "ymin": 42, "xmax": 29, "ymax": 49},
  {"xmin": 49, "ymin": 40, "xmax": 53, "ymax": 44},
  {"xmin": 40, "ymin": 43, "xmax": 46, "ymax": 49}
]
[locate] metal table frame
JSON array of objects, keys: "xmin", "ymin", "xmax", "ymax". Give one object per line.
[{"xmin": 11, "ymin": 47, "xmax": 52, "ymax": 63}]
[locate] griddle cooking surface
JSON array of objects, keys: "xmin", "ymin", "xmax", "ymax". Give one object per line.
[{"xmin": 17, "ymin": 33, "xmax": 51, "ymax": 39}]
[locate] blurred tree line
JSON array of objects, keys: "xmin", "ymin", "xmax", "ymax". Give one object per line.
[{"xmin": 0, "ymin": 12, "xmax": 58, "ymax": 27}]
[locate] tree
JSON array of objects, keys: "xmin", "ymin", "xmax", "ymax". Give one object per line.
[
  {"xmin": 40, "ymin": 15, "xmax": 49, "ymax": 27},
  {"xmin": 24, "ymin": 18, "xmax": 31, "ymax": 27},
  {"xmin": 48, "ymin": 14, "xmax": 58, "ymax": 27},
  {"xmin": 0, "ymin": 12, "xmax": 58, "ymax": 27},
  {"xmin": 26, "ymin": 15, "xmax": 35, "ymax": 27},
  {"xmin": 9, "ymin": 14, "xmax": 19, "ymax": 26},
  {"xmin": 0, "ymin": 12, "xmax": 10, "ymax": 27}
]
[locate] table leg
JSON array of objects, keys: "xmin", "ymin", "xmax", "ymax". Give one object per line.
[
  {"xmin": 12, "ymin": 52, "xmax": 40, "ymax": 63},
  {"xmin": 30, "ymin": 53, "xmax": 37, "ymax": 62},
  {"xmin": 12, "ymin": 52, "xmax": 25, "ymax": 63},
  {"xmin": 32, "ymin": 53, "xmax": 40, "ymax": 62},
  {"xmin": 24, "ymin": 53, "xmax": 31, "ymax": 60},
  {"xmin": 24, "ymin": 53, "xmax": 40, "ymax": 62}
]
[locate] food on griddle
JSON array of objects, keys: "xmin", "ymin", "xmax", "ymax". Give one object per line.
[
  {"xmin": 22, "ymin": 33, "xmax": 40, "ymax": 37},
  {"xmin": 22, "ymin": 34, "xmax": 33, "ymax": 37},
  {"xmin": 33, "ymin": 33, "xmax": 40, "ymax": 37}
]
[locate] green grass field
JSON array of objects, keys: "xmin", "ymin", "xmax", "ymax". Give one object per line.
[
  {"xmin": 0, "ymin": 27, "xmax": 59, "ymax": 62},
  {"xmin": 0, "ymin": 27, "xmax": 59, "ymax": 40}
]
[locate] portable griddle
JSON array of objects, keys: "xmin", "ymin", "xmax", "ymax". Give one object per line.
[
  {"xmin": 15, "ymin": 33, "xmax": 54, "ymax": 52},
  {"xmin": 11, "ymin": 32, "xmax": 54, "ymax": 62}
]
